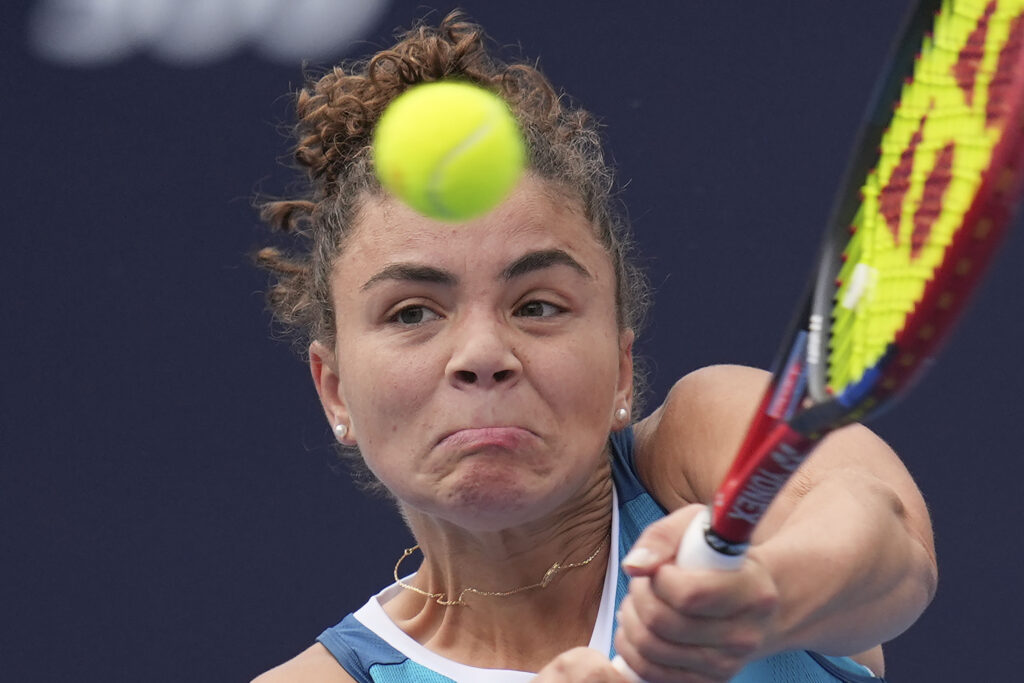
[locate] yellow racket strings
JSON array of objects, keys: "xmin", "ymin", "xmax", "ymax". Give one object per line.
[{"xmin": 829, "ymin": 0, "xmax": 1024, "ymax": 394}]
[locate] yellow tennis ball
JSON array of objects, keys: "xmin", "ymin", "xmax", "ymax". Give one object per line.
[{"xmin": 373, "ymin": 81, "xmax": 527, "ymax": 222}]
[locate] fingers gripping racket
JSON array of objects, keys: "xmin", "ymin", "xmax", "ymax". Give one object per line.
[{"xmin": 615, "ymin": 0, "xmax": 1024, "ymax": 677}]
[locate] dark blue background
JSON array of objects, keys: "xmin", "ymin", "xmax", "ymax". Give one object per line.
[{"xmin": 3, "ymin": 1, "xmax": 1022, "ymax": 680}]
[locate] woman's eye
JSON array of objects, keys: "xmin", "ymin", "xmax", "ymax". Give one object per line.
[
  {"xmin": 392, "ymin": 306, "xmax": 440, "ymax": 325},
  {"xmin": 515, "ymin": 300, "xmax": 562, "ymax": 318}
]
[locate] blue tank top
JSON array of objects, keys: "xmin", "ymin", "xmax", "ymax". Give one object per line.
[{"xmin": 317, "ymin": 428, "xmax": 885, "ymax": 682}]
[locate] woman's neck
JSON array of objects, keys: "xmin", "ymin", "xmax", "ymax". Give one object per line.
[{"xmin": 382, "ymin": 464, "xmax": 614, "ymax": 671}]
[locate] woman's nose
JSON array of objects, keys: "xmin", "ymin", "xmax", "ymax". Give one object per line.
[{"xmin": 445, "ymin": 313, "xmax": 522, "ymax": 389}]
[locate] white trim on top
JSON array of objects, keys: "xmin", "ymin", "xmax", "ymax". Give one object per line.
[{"xmin": 352, "ymin": 487, "xmax": 621, "ymax": 681}]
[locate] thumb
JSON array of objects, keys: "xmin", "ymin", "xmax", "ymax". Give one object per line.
[{"xmin": 621, "ymin": 503, "xmax": 705, "ymax": 577}]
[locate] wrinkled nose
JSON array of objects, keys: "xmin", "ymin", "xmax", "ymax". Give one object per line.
[{"xmin": 445, "ymin": 314, "xmax": 522, "ymax": 389}]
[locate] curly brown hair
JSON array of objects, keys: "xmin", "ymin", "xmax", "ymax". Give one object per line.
[{"xmin": 256, "ymin": 12, "xmax": 650, "ymax": 487}]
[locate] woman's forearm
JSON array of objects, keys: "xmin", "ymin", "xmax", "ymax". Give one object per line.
[{"xmin": 750, "ymin": 469, "xmax": 937, "ymax": 658}]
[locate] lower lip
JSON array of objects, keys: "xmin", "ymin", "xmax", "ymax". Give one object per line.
[{"xmin": 441, "ymin": 427, "xmax": 533, "ymax": 451}]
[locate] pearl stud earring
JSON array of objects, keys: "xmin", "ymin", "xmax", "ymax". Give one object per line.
[{"xmin": 334, "ymin": 424, "xmax": 348, "ymax": 441}]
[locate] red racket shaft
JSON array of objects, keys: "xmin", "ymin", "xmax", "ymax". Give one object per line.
[
  {"xmin": 670, "ymin": 422, "xmax": 821, "ymax": 577},
  {"xmin": 709, "ymin": 423, "xmax": 820, "ymax": 549}
]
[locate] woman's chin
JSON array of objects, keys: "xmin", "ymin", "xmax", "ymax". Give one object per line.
[{"xmin": 413, "ymin": 467, "xmax": 566, "ymax": 532}]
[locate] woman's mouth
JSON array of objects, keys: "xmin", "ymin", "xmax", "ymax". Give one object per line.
[{"xmin": 439, "ymin": 426, "xmax": 534, "ymax": 451}]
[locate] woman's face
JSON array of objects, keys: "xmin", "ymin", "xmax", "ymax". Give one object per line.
[{"xmin": 313, "ymin": 177, "xmax": 633, "ymax": 531}]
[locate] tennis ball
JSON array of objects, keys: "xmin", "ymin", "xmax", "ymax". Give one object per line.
[{"xmin": 373, "ymin": 81, "xmax": 527, "ymax": 222}]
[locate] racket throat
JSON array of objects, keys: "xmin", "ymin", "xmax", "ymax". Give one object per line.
[{"xmin": 711, "ymin": 424, "xmax": 820, "ymax": 546}]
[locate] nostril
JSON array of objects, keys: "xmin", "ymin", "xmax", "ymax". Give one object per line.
[
  {"xmin": 493, "ymin": 369, "xmax": 513, "ymax": 383},
  {"xmin": 455, "ymin": 370, "xmax": 477, "ymax": 384}
]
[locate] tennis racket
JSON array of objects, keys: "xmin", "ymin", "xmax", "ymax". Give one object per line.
[{"xmin": 615, "ymin": 0, "xmax": 1024, "ymax": 677}]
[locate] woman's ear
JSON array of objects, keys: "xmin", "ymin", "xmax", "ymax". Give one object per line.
[{"xmin": 309, "ymin": 339, "xmax": 355, "ymax": 444}]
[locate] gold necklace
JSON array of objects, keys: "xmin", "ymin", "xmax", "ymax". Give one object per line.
[{"xmin": 393, "ymin": 539, "xmax": 608, "ymax": 607}]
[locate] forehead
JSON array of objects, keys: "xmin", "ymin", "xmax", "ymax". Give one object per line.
[{"xmin": 338, "ymin": 177, "xmax": 612, "ymax": 281}]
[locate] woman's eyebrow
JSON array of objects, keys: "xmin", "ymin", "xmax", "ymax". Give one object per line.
[
  {"xmin": 501, "ymin": 249, "xmax": 592, "ymax": 281},
  {"xmin": 361, "ymin": 264, "xmax": 457, "ymax": 291},
  {"xmin": 361, "ymin": 249, "xmax": 590, "ymax": 291}
]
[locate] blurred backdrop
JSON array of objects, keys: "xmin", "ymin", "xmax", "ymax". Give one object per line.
[{"xmin": 3, "ymin": 0, "xmax": 1022, "ymax": 680}]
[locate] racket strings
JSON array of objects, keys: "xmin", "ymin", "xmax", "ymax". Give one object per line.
[{"xmin": 828, "ymin": 0, "xmax": 1024, "ymax": 396}]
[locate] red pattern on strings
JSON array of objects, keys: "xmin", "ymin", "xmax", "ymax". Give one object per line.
[
  {"xmin": 952, "ymin": 1, "xmax": 996, "ymax": 107},
  {"xmin": 880, "ymin": 111, "xmax": 930, "ymax": 243},
  {"xmin": 911, "ymin": 142, "xmax": 955, "ymax": 259},
  {"xmin": 988, "ymin": 10, "xmax": 1024, "ymax": 126}
]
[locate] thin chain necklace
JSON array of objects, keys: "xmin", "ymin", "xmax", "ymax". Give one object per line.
[{"xmin": 393, "ymin": 539, "xmax": 608, "ymax": 607}]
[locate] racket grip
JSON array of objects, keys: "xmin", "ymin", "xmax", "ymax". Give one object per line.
[
  {"xmin": 609, "ymin": 510, "xmax": 745, "ymax": 681},
  {"xmin": 677, "ymin": 507, "xmax": 745, "ymax": 571}
]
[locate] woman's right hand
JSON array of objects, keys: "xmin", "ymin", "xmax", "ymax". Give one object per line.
[{"xmin": 610, "ymin": 504, "xmax": 779, "ymax": 683}]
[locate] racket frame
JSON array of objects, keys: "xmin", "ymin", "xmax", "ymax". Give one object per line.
[{"xmin": 705, "ymin": 0, "xmax": 1024, "ymax": 553}]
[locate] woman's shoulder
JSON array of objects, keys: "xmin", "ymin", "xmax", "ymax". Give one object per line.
[
  {"xmin": 662, "ymin": 363, "xmax": 769, "ymax": 405},
  {"xmin": 632, "ymin": 364, "xmax": 770, "ymax": 509},
  {"xmin": 251, "ymin": 643, "xmax": 356, "ymax": 683},
  {"xmin": 638, "ymin": 364, "xmax": 769, "ymax": 433}
]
